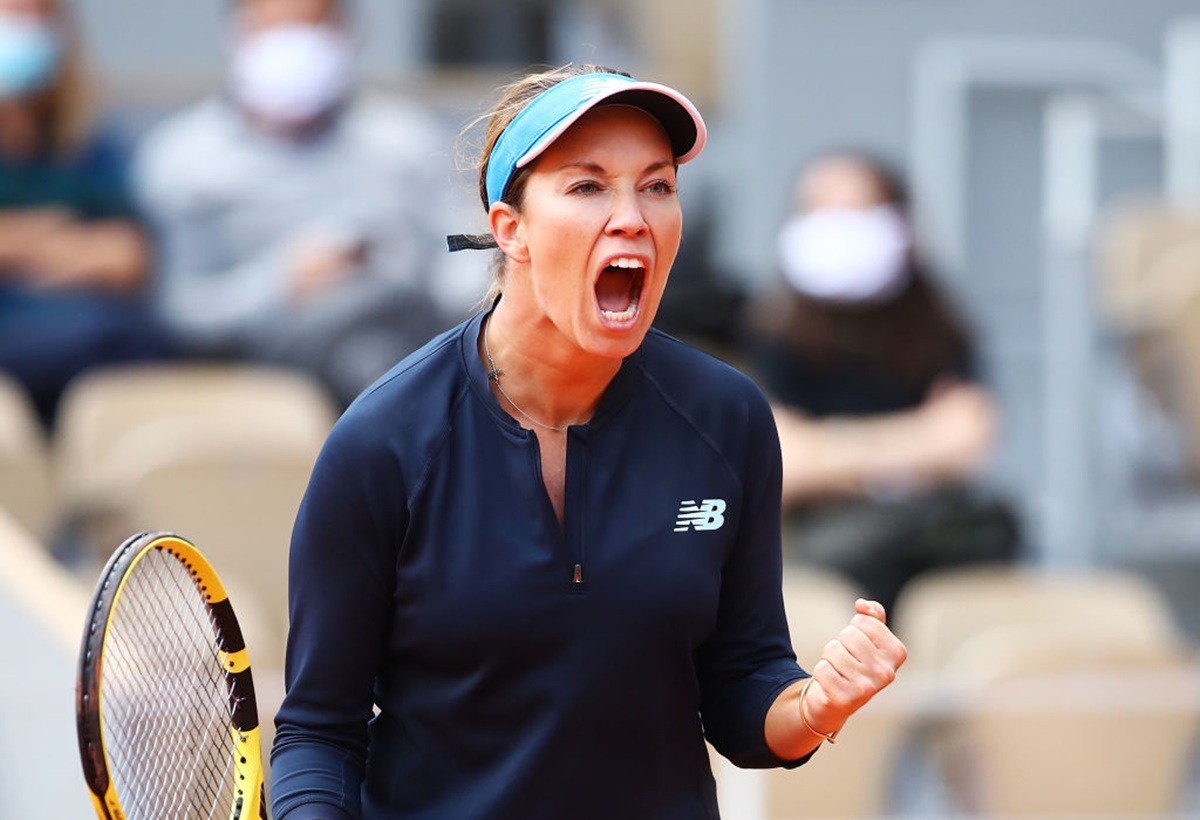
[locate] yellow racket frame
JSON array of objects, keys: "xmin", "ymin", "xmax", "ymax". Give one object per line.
[{"xmin": 77, "ymin": 532, "xmax": 266, "ymax": 820}]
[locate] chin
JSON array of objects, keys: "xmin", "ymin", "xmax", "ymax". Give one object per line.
[{"xmin": 587, "ymin": 310, "xmax": 656, "ymax": 358}]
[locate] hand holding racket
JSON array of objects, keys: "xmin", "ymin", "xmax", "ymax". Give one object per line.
[{"xmin": 76, "ymin": 532, "xmax": 267, "ymax": 819}]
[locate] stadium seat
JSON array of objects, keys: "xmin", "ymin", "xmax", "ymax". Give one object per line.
[
  {"xmin": 1098, "ymin": 200, "xmax": 1200, "ymax": 339},
  {"xmin": 0, "ymin": 372, "xmax": 54, "ymax": 542},
  {"xmin": 893, "ymin": 564, "xmax": 1199, "ymax": 815},
  {"xmin": 1165, "ymin": 289, "xmax": 1200, "ymax": 476},
  {"xmin": 1097, "ymin": 201, "xmax": 1200, "ymax": 454},
  {"xmin": 939, "ymin": 624, "xmax": 1200, "ymax": 816},
  {"xmin": 892, "ymin": 564, "xmax": 1186, "ymax": 672},
  {"xmin": 51, "ymin": 362, "xmax": 338, "ymax": 669}
]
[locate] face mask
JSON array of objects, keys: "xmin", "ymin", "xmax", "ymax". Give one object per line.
[
  {"xmin": 0, "ymin": 14, "xmax": 60, "ymax": 99},
  {"xmin": 229, "ymin": 23, "xmax": 351, "ymax": 126},
  {"xmin": 777, "ymin": 204, "xmax": 913, "ymax": 303}
]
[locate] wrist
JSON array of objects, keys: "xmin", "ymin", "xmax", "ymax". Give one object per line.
[{"xmin": 798, "ymin": 677, "xmax": 840, "ymax": 744}]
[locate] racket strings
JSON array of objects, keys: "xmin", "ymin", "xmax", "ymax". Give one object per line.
[{"xmin": 99, "ymin": 548, "xmax": 241, "ymax": 819}]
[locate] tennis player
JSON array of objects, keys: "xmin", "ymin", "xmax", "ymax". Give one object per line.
[{"xmin": 270, "ymin": 63, "xmax": 906, "ymax": 819}]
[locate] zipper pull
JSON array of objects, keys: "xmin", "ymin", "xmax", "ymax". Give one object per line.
[{"xmin": 572, "ymin": 563, "xmax": 583, "ymax": 584}]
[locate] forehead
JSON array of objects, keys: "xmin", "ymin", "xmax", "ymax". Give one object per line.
[
  {"xmin": 236, "ymin": 0, "xmax": 338, "ymax": 27},
  {"xmin": 0, "ymin": 0, "xmax": 59, "ymax": 17},
  {"xmin": 535, "ymin": 104, "xmax": 675, "ymax": 167},
  {"xmin": 798, "ymin": 158, "xmax": 890, "ymax": 211}
]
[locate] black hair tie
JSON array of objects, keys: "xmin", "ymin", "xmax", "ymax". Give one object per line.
[{"xmin": 446, "ymin": 233, "xmax": 499, "ymax": 252}]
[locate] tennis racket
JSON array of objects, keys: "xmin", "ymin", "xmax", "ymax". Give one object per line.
[{"xmin": 76, "ymin": 532, "xmax": 267, "ymax": 820}]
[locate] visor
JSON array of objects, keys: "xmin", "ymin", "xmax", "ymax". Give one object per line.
[{"xmin": 484, "ymin": 72, "xmax": 707, "ymax": 208}]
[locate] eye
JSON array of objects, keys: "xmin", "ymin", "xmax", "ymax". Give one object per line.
[
  {"xmin": 645, "ymin": 179, "xmax": 677, "ymax": 196},
  {"xmin": 569, "ymin": 180, "xmax": 603, "ymax": 195}
]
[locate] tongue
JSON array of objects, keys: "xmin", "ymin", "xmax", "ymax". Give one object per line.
[{"xmin": 597, "ymin": 268, "xmax": 635, "ymax": 313}]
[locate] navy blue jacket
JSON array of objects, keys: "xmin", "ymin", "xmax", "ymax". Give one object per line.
[{"xmin": 271, "ymin": 310, "xmax": 809, "ymax": 819}]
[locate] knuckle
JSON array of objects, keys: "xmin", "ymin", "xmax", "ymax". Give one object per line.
[
  {"xmin": 867, "ymin": 655, "xmax": 898, "ymax": 686},
  {"xmin": 849, "ymin": 678, "xmax": 873, "ymax": 704},
  {"xmin": 851, "ymin": 614, "xmax": 883, "ymax": 637}
]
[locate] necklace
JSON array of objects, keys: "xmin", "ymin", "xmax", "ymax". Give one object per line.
[{"xmin": 483, "ymin": 317, "xmax": 570, "ymax": 432}]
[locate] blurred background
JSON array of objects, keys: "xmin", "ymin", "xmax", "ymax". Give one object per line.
[{"xmin": 5, "ymin": 0, "xmax": 1200, "ymax": 817}]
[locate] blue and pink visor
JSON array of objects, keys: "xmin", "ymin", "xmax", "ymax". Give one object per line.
[{"xmin": 484, "ymin": 72, "xmax": 708, "ymax": 208}]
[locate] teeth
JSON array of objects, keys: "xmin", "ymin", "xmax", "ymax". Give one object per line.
[
  {"xmin": 600, "ymin": 295, "xmax": 640, "ymax": 323},
  {"xmin": 609, "ymin": 257, "xmax": 645, "ymax": 269}
]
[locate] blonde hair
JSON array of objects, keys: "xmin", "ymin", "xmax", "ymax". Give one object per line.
[{"xmin": 467, "ymin": 63, "xmax": 629, "ymax": 302}]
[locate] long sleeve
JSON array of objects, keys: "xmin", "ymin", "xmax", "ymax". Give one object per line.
[
  {"xmin": 132, "ymin": 122, "xmax": 291, "ymax": 346},
  {"xmin": 694, "ymin": 390, "xmax": 810, "ymax": 768},
  {"xmin": 270, "ymin": 417, "xmax": 407, "ymax": 820}
]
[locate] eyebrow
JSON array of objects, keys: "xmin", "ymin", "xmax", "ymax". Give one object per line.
[{"xmin": 556, "ymin": 159, "xmax": 677, "ymax": 176}]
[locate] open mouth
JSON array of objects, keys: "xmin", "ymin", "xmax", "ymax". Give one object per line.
[{"xmin": 595, "ymin": 257, "xmax": 646, "ymax": 324}]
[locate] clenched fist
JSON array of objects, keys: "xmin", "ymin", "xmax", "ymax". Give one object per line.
[{"xmin": 766, "ymin": 599, "xmax": 907, "ymax": 760}]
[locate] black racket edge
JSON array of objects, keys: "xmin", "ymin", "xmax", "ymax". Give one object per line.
[
  {"xmin": 76, "ymin": 530, "xmax": 158, "ymax": 819},
  {"xmin": 75, "ymin": 531, "xmax": 268, "ymax": 820}
]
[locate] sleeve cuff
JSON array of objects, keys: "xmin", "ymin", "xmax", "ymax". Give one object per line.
[
  {"xmin": 274, "ymin": 801, "xmax": 355, "ymax": 820},
  {"xmin": 758, "ymin": 669, "xmax": 816, "ymax": 769}
]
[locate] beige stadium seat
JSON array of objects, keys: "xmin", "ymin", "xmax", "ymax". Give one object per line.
[
  {"xmin": 54, "ymin": 363, "xmax": 336, "ymax": 533},
  {"xmin": 893, "ymin": 565, "xmax": 1198, "ymax": 816},
  {"xmin": 892, "ymin": 564, "xmax": 1186, "ymax": 673},
  {"xmin": 1106, "ymin": 210, "xmax": 1200, "ymax": 477},
  {"xmin": 756, "ymin": 568, "xmax": 912, "ymax": 819},
  {"xmin": 1098, "ymin": 200, "xmax": 1200, "ymax": 337},
  {"xmin": 938, "ymin": 626, "xmax": 1200, "ymax": 817},
  {"xmin": 1165, "ymin": 289, "xmax": 1200, "ymax": 475},
  {"xmin": 1097, "ymin": 201, "xmax": 1200, "ymax": 442},
  {"xmin": 54, "ymin": 363, "xmax": 335, "ymax": 550},
  {"xmin": 115, "ymin": 426, "xmax": 317, "ymax": 666},
  {"xmin": 51, "ymin": 362, "xmax": 337, "ymax": 679},
  {"xmin": 0, "ymin": 372, "xmax": 54, "ymax": 542}
]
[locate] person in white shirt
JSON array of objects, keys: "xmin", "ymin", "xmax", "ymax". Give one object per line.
[{"xmin": 136, "ymin": 0, "xmax": 467, "ymax": 405}]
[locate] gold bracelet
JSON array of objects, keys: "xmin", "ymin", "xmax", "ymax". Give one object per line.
[{"xmin": 798, "ymin": 677, "xmax": 839, "ymax": 744}]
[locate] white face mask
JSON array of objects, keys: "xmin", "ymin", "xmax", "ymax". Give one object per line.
[
  {"xmin": 777, "ymin": 204, "xmax": 913, "ymax": 303},
  {"xmin": 229, "ymin": 23, "xmax": 352, "ymax": 126}
]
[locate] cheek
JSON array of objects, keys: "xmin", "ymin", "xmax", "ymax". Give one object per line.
[
  {"xmin": 656, "ymin": 212, "xmax": 684, "ymax": 264},
  {"xmin": 529, "ymin": 218, "xmax": 597, "ymax": 289},
  {"xmin": 542, "ymin": 230, "xmax": 591, "ymax": 282},
  {"xmin": 651, "ymin": 199, "xmax": 684, "ymax": 240},
  {"xmin": 526, "ymin": 231, "xmax": 590, "ymax": 307}
]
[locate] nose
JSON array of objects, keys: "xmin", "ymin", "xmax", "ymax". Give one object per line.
[{"xmin": 606, "ymin": 188, "xmax": 648, "ymax": 236}]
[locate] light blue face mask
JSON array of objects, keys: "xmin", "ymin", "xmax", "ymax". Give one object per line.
[{"xmin": 0, "ymin": 16, "xmax": 60, "ymax": 98}]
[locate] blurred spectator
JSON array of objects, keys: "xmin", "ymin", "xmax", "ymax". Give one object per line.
[
  {"xmin": 135, "ymin": 0, "xmax": 459, "ymax": 408},
  {"xmin": 745, "ymin": 151, "xmax": 1022, "ymax": 614},
  {"xmin": 0, "ymin": 0, "xmax": 171, "ymax": 428}
]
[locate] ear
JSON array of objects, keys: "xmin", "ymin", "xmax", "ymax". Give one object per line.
[{"xmin": 489, "ymin": 202, "xmax": 530, "ymax": 264}]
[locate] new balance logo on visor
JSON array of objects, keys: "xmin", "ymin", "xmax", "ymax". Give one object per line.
[{"xmin": 674, "ymin": 499, "xmax": 727, "ymax": 532}]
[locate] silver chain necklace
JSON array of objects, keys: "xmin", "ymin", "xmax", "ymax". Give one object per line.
[{"xmin": 483, "ymin": 317, "xmax": 570, "ymax": 432}]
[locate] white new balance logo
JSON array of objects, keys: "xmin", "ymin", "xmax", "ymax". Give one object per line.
[{"xmin": 674, "ymin": 499, "xmax": 727, "ymax": 532}]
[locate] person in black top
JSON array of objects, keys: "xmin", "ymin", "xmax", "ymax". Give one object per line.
[{"xmin": 747, "ymin": 151, "xmax": 1021, "ymax": 615}]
